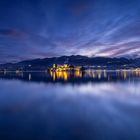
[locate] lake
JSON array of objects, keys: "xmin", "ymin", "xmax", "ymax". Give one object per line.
[{"xmin": 0, "ymin": 70, "xmax": 140, "ymax": 140}]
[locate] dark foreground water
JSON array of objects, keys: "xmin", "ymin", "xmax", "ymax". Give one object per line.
[{"xmin": 0, "ymin": 70, "xmax": 140, "ymax": 140}]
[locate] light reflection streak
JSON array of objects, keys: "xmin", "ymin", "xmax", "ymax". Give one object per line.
[
  {"xmin": 1, "ymin": 69, "xmax": 140, "ymax": 83},
  {"xmin": 49, "ymin": 70, "xmax": 140, "ymax": 81}
]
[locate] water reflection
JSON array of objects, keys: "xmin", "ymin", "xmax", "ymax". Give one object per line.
[
  {"xmin": 50, "ymin": 71, "xmax": 83, "ymax": 81},
  {"xmin": 0, "ymin": 70, "xmax": 140, "ymax": 84},
  {"xmin": 0, "ymin": 70, "xmax": 140, "ymax": 140}
]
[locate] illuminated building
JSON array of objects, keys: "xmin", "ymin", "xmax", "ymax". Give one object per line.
[
  {"xmin": 53, "ymin": 64, "xmax": 57, "ymax": 69},
  {"xmin": 50, "ymin": 64, "xmax": 83, "ymax": 72}
]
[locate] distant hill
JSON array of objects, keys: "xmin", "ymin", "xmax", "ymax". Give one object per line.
[{"xmin": 0, "ymin": 55, "xmax": 140, "ymax": 71}]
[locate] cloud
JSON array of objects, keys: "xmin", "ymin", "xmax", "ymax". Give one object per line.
[
  {"xmin": 0, "ymin": 29, "xmax": 27, "ymax": 38},
  {"xmin": 66, "ymin": 0, "xmax": 92, "ymax": 16},
  {"xmin": 0, "ymin": 0, "xmax": 140, "ymax": 63}
]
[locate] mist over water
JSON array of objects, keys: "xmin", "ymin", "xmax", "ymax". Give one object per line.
[{"xmin": 0, "ymin": 70, "xmax": 140, "ymax": 140}]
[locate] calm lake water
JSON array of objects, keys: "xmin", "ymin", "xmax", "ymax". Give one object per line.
[{"xmin": 0, "ymin": 70, "xmax": 140, "ymax": 140}]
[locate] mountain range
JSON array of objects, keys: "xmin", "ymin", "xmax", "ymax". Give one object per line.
[{"xmin": 0, "ymin": 55, "xmax": 140, "ymax": 71}]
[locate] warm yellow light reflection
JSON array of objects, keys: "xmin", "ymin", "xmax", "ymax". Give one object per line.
[
  {"xmin": 75, "ymin": 71, "xmax": 82, "ymax": 78},
  {"xmin": 50, "ymin": 70, "xmax": 83, "ymax": 81}
]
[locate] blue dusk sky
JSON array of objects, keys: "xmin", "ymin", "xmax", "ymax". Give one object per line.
[{"xmin": 0, "ymin": 0, "xmax": 140, "ymax": 63}]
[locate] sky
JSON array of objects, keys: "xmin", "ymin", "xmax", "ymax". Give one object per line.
[{"xmin": 0, "ymin": 0, "xmax": 140, "ymax": 63}]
